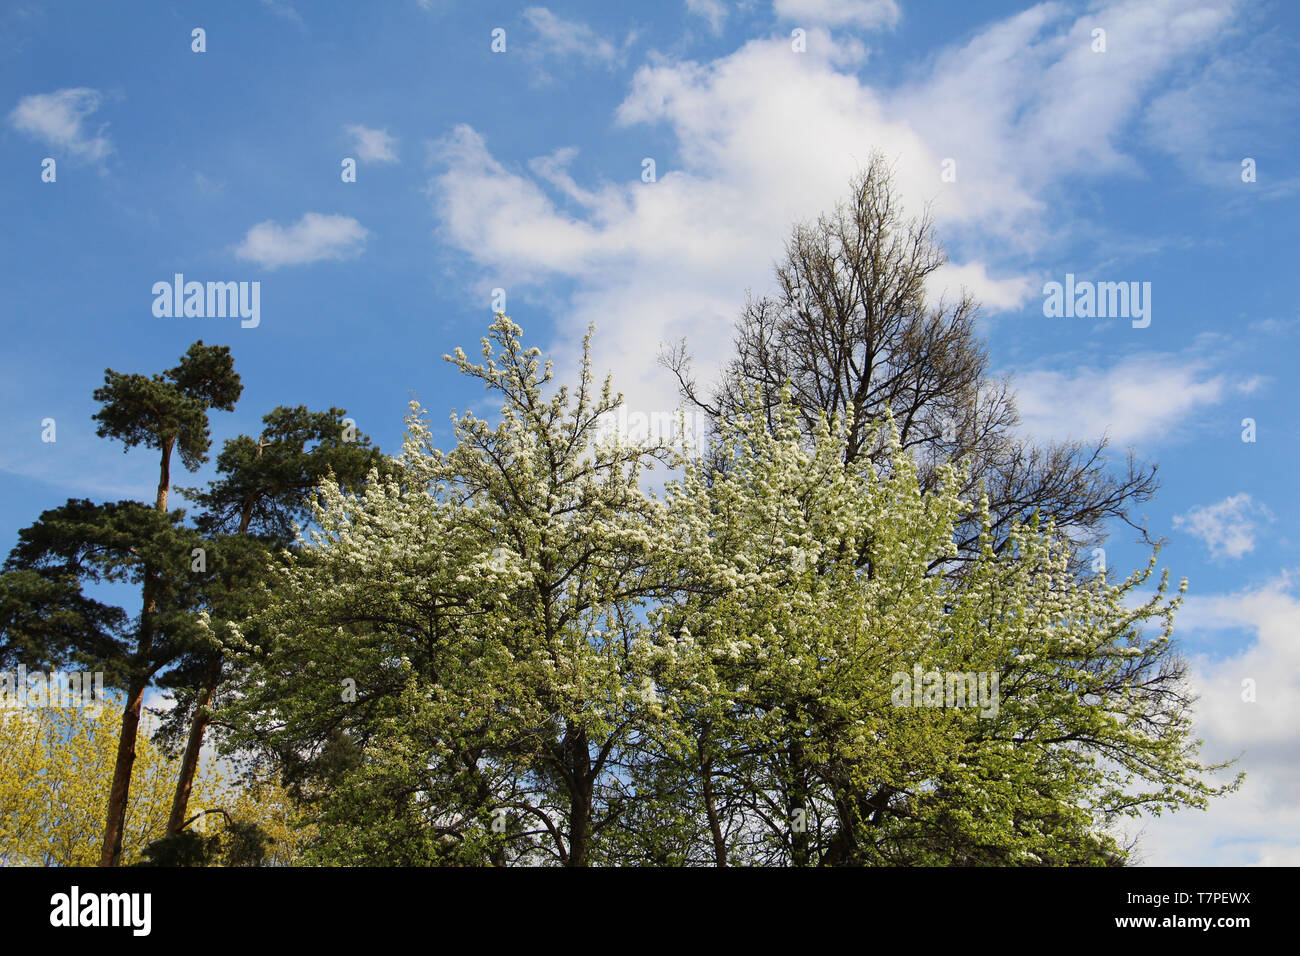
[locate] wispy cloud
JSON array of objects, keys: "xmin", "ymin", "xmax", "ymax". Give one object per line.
[
  {"xmin": 234, "ymin": 213, "xmax": 370, "ymax": 269},
  {"xmin": 523, "ymin": 7, "xmax": 626, "ymax": 68},
  {"xmin": 8, "ymin": 87, "xmax": 112, "ymax": 162},
  {"xmin": 259, "ymin": 0, "xmax": 303, "ymax": 25},
  {"xmin": 1013, "ymin": 354, "xmax": 1231, "ymax": 446},
  {"xmin": 1140, "ymin": 24, "xmax": 1299, "ymax": 198},
  {"xmin": 685, "ymin": 0, "xmax": 729, "ymax": 33},
  {"xmin": 1174, "ymin": 493, "xmax": 1273, "ymax": 560},
  {"xmin": 345, "ymin": 124, "xmax": 399, "ymax": 163},
  {"xmin": 773, "ymin": 0, "xmax": 900, "ymax": 30}
]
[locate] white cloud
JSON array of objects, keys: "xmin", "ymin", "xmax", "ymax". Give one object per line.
[
  {"xmin": 1174, "ymin": 493, "xmax": 1272, "ymax": 560},
  {"xmin": 686, "ymin": 0, "xmax": 729, "ymax": 33},
  {"xmin": 234, "ymin": 213, "xmax": 370, "ymax": 269},
  {"xmin": 773, "ymin": 0, "xmax": 900, "ymax": 30},
  {"xmin": 8, "ymin": 87, "xmax": 112, "ymax": 161},
  {"xmin": 1250, "ymin": 316, "xmax": 1300, "ymax": 335},
  {"xmin": 925, "ymin": 262, "xmax": 1036, "ymax": 313},
  {"xmin": 420, "ymin": 0, "xmax": 1276, "ymax": 871},
  {"xmin": 523, "ymin": 7, "xmax": 623, "ymax": 67},
  {"xmin": 1140, "ymin": 27, "xmax": 1296, "ymax": 198},
  {"xmin": 427, "ymin": 0, "xmax": 1245, "ymax": 442},
  {"xmin": 1013, "ymin": 354, "xmax": 1230, "ymax": 445},
  {"xmin": 889, "ymin": 0, "xmax": 1243, "ymax": 248},
  {"xmin": 1128, "ymin": 578, "xmax": 1300, "ymax": 864},
  {"xmin": 345, "ymin": 124, "xmax": 399, "ymax": 163},
  {"xmin": 259, "ymin": 0, "xmax": 303, "ymax": 24},
  {"xmin": 193, "ymin": 170, "xmax": 224, "ymax": 195}
]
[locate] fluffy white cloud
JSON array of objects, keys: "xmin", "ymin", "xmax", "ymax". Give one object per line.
[
  {"xmin": 345, "ymin": 124, "xmax": 399, "ymax": 163},
  {"xmin": 1174, "ymin": 493, "xmax": 1272, "ymax": 560},
  {"xmin": 234, "ymin": 213, "xmax": 370, "ymax": 269},
  {"xmin": 1012, "ymin": 354, "xmax": 1231, "ymax": 445},
  {"xmin": 1128, "ymin": 578, "xmax": 1300, "ymax": 864},
  {"xmin": 8, "ymin": 88, "xmax": 112, "ymax": 161},
  {"xmin": 427, "ymin": 0, "xmax": 1244, "ymax": 442},
  {"xmin": 773, "ymin": 0, "xmax": 900, "ymax": 30}
]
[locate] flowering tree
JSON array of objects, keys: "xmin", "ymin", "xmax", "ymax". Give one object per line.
[
  {"xmin": 223, "ymin": 317, "xmax": 674, "ymax": 865},
  {"xmin": 220, "ymin": 317, "xmax": 1239, "ymax": 866},
  {"xmin": 645, "ymin": 398, "xmax": 1239, "ymax": 864}
]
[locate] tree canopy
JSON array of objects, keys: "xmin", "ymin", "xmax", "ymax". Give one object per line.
[{"xmin": 212, "ymin": 315, "xmax": 1237, "ymax": 866}]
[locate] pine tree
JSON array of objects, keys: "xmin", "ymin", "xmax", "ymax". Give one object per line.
[
  {"xmin": 160, "ymin": 405, "xmax": 385, "ymax": 836},
  {"xmin": 0, "ymin": 342, "xmax": 240, "ymax": 867}
]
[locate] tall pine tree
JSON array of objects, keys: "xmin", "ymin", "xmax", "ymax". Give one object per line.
[{"xmin": 0, "ymin": 342, "xmax": 240, "ymax": 866}]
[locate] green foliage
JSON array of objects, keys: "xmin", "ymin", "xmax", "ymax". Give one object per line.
[
  {"xmin": 0, "ymin": 324, "xmax": 1238, "ymax": 867},
  {"xmin": 0, "ymin": 700, "xmax": 304, "ymax": 867},
  {"xmin": 179, "ymin": 404, "xmax": 386, "ymax": 540},
  {"xmin": 0, "ymin": 499, "xmax": 207, "ymax": 690},
  {"xmin": 221, "ymin": 317, "xmax": 673, "ymax": 866},
  {"xmin": 157, "ymin": 404, "xmax": 387, "ymax": 751},
  {"xmin": 218, "ymin": 317, "xmax": 1239, "ymax": 866},
  {"xmin": 0, "ymin": 339, "xmax": 248, "ymax": 694},
  {"xmin": 92, "ymin": 340, "xmax": 241, "ymax": 473},
  {"xmin": 135, "ymin": 819, "xmax": 272, "ymax": 867},
  {"xmin": 0, "ymin": 340, "xmax": 390, "ymax": 866}
]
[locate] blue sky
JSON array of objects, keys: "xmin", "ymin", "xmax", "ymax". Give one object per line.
[{"xmin": 1, "ymin": 0, "xmax": 1297, "ymax": 865}]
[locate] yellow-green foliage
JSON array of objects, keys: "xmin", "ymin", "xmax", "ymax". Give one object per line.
[{"xmin": 0, "ymin": 697, "xmax": 308, "ymax": 866}]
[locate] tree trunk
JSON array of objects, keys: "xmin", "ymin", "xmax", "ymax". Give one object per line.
[
  {"xmin": 102, "ymin": 438, "xmax": 173, "ymax": 866},
  {"xmin": 567, "ymin": 794, "xmax": 590, "ymax": 867},
  {"xmin": 563, "ymin": 727, "xmax": 592, "ymax": 867},
  {"xmin": 155, "ymin": 437, "xmax": 174, "ymax": 512},
  {"xmin": 789, "ymin": 740, "xmax": 810, "ymax": 866},
  {"xmin": 99, "ymin": 673, "xmax": 148, "ymax": 866},
  {"xmin": 699, "ymin": 737, "xmax": 727, "ymax": 866},
  {"xmin": 165, "ymin": 655, "xmax": 221, "ymax": 835},
  {"xmin": 166, "ymin": 480, "xmax": 255, "ymax": 836},
  {"xmin": 101, "ymin": 561, "xmax": 158, "ymax": 866}
]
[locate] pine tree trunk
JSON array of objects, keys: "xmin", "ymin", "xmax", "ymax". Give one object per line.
[
  {"xmin": 155, "ymin": 437, "xmax": 173, "ymax": 512},
  {"xmin": 101, "ymin": 563, "xmax": 158, "ymax": 866},
  {"xmin": 101, "ymin": 438, "xmax": 173, "ymax": 866},
  {"xmin": 100, "ymin": 672, "xmax": 148, "ymax": 866},
  {"xmin": 166, "ymin": 655, "xmax": 221, "ymax": 835},
  {"xmin": 166, "ymin": 491, "xmax": 253, "ymax": 835}
]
